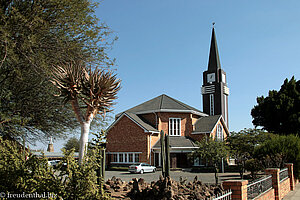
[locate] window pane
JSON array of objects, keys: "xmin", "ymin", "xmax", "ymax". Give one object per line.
[
  {"xmin": 119, "ymin": 153, "xmax": 123, "ymax": 162},
  {"xmin": 169, "ymin": 118, "xmax": 181, "ymax": 136},
  {"xmin": 176, "ymin": 119, "xmax": 180, "ymax": 135},
  {"xmin": 125, "ymin": 153, "xmax": 128, "ymax": 162},
  {"xmin": 113, "ymin": 154, "xmax": 118, "ymax": 162},
  {"xmin": 129, "ymin": 153, "xmax": 133, "ymax": 162},
  {"xmin": 135, "ymin": 154, "xmax": 140, "ymax": 162}
]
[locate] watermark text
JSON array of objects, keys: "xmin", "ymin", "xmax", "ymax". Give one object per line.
[{"xmin": 0, "ymin": 192, "xmax": 57, "ymax": 199}]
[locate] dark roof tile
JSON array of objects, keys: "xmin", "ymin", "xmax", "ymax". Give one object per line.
[
  {"xmin": 117, "ymin": 94, "xmax": 207, "ymax": 117},
  {"xmin": 193, "ymin": 115, "xmax": 221, "ymax": 133},
  {"xmin": 153, "ymin": 136, "xmax": 198, "ymax": 149}
]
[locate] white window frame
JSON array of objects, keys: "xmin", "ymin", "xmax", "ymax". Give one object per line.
[
  {"xmin": 210, "ymin": 94, "xmax": 214, "ymax": 115},
  {"xmin": 111, "ymin": 152, "xmax": 141, "ymax": 163},
  {"xmin": 216, "ymin": 124, "xmax": 223, "ymax": 141},
  {"xmin": 169, "ymin": 118, "xmax": 181, "ymax": 136}
]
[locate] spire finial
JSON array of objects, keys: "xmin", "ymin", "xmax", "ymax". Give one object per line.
[{"xmin": 208, "ymin": 23, "xmax": 221, "ymax": 71}]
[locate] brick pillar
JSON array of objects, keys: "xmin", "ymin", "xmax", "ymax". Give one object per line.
[
  {"xmin": 265, "ymin": 168, "xmax": 280, "ymax": 200},
  {"xmin": 285, "ymin": 163, "xmax": 295, "ymax": 191},
  {"xmin": 223, "ymin": 180, "xmax": 248, "ymax": 200}
]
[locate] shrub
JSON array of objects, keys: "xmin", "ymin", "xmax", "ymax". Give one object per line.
[
  {"xmin": 245, "ymin": 159, "xmax": 263, "ymax": 180},
  {"xmin": 254, "ymin": 134, "xmax": 300, "ymax": 178},
  {"xmin": 0, "ymin": 137, "xmax": 111, "ymax": 199}
]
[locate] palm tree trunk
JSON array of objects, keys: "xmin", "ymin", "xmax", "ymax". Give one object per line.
[{"xmin": 79, "ymin": 120, "xmax": 91, "ymax": 164}]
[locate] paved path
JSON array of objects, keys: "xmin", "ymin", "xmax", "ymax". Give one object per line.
[
  {"xmin": 283, "ymin": 183, "xmax": 300, "ymax": 200},
  {"xmin": 105, "ymin": 170, "xmax": 243, "ymax": 184}
]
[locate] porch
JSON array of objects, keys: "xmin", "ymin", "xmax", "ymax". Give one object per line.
[{"xmin": 152, "ymin": 136, "xmax": 199, "ymax": 168}]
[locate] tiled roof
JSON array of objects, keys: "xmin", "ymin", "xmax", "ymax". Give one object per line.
[
  {"xmin": 193, "ymin": 115, "xmax": 221, "ymax": 133},
  {"xmin": 152, "ymin": 136, "xmax": 198, "ymax": 149},
  {"xmin": 106, "ymin": 112, "xmax": 159, "ymax": 133},
  {"xmin": 116, "ymin": 94, "xmax": 207, "ymax": 117},
  {"xmin": 125, "ymin": 112, "xmax": 158, "ymax": 132}
]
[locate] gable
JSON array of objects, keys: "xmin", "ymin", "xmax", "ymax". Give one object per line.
[
  {"xmin": 107, "ymin": 112, "xmax": 159, "ymax": 134},
  {"xmin": 192, "ymin": 115, "xmax": 229, "ymax": 136},
  {"xmin": 192, "ymin": 115, "xmax": 221, "ymax": 133}
]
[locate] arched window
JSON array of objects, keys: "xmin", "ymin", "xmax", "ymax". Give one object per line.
[{"xmin": 216, "ymin": 124, "xmax": 223, "ymax": 141}]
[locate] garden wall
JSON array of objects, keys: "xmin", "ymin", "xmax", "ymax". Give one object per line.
[
  {"xmin": 223, "ymin": 163, "xmax": 296, "ymax": 200},
  {"xmin": 280, "ymin": 178, "xmax": 290, "ymax": 199},
  {"xmin": 255, "ymin": 188, "xmax": 274, "ymax": 200}
]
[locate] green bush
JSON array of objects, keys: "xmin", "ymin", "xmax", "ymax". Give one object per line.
[
  {"xmin": 0, "ymin": 137, "xmax": 111, "ymax": 200},
  {"xmin": 245, "ymin": 159, "xmax": 263, "ymax": 180},
  {"xmin": 254, "ymin": 134, "xmax": 300, "ymax": 178}
]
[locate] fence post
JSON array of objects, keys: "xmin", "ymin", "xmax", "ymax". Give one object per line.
[
  {"xmin": 223, "ymin": 180, "xmax": 248, "ymax": 200},
  {"xmin": 265, "ymin": 168, "xmax": 280, "ymax": 200},
  {"xmin": 285, "ymin": 163, "xmax": 295, "ymax": 191}
]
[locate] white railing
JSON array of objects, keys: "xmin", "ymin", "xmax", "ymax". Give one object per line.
[
  {"xmin": 247, "ymin": 175, "xmax": 272, "ymax": 199},
  {"xmin": 207, "ymin": 189, "xmax": 232, "ymax": 200},
  {"xmin": 279, "ymin": 168, "xmax": 289, "ymax": 182}
]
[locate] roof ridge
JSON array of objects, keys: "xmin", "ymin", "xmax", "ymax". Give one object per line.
[
  {"xmin": 159, "ymin": 94, "xmax": 164, "ymax": 110},
  {"xmin": 166, "ymin": 94, "xmax": 201, "ymax": 112}
]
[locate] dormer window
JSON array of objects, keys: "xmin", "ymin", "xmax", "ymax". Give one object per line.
[{"xmin": 169, "ymin": 118, "xmax": 181, "ymax": 136}]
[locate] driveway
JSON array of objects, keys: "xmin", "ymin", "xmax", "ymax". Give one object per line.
[{"xmin": 105, "ymin": 170, "xmax": 242, "ymax": 184}]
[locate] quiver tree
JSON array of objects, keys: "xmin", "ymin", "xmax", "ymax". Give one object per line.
[{"xmin": 51, "ymin": 62, "xmax": 121, "ymax": 164}]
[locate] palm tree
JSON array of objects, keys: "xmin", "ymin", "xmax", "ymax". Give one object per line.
[{"xmin": 51, "ymin": 61, "xmax": 121, "ymax": 164}]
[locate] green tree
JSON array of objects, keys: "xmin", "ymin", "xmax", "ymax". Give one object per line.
[
  {"xmin": 193, "ymin": 136, "xmax": 229, "ymax": 184},
  {"xmin": 244, "ymin": 158, "xmax": 264, "ymax": 180},
  {"xmin": 227, "ymin": 128, "xmax": 271, "ymax": 178},
  {"xmin": 253, "ymin": 134, "xmax": 300, "ymax": 178},
  {"xmin": 251, "ymin": 77, "xmax": 300, "ymax": 135},
  {"xmin": 51, "ymin": 62, "xmax": 121, "ymax": 164},
  {"xmin": 0, "ymin": 0, "xmax": 116, "ymax": 141},
  {"xmin": 64, "ymin": 137, "xmax": 80, "ymax": 152}
]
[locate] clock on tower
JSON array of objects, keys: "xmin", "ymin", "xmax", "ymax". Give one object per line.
[{"xmin": 201, "ymin": 26, "xmax": 229, "ymax": 127}]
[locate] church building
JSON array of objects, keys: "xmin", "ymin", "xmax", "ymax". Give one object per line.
[{"xmin": 106, "ymin": 27, "xmax": 230, "ymax": 168}]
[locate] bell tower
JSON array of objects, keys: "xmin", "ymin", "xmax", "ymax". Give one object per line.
[{"xmin": 202, "ymin": 25, "xmax": 229, "ymax": 127}]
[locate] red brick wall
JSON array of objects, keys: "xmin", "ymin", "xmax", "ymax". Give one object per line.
[
  {"xmin": 107, "ymin": 112, "xmax": 217, "ymax": 165},
  {"xmin": 157, "ymin": 112, "xmax": 193, "ymax": 136},
  {"xmin": 106, "ymin": 115, "xmax": 149, "ymax": 163},
  {"xmin": 255, "ymin": 188, "xmax": 275, "ymax": 200},
  {"xmin": 189, "ymin": 133, "xmax": 207, "ymax": 142},
  {"xmin": 280, "ymin": 178, "xmax": 290, "ymax": 199}
]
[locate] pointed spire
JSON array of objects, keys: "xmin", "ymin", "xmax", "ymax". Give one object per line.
[
  {"xmin": 47, "ymin": 136, "xmax": 54, "ymax": 152},
  {"xmin": 208, "ymin": 24, "xmax": 221, "ymax": 71}
]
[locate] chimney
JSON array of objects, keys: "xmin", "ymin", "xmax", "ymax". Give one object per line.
[{"xmin": 47, "ymin": 136, "xmax": 54, "ymax": 152}]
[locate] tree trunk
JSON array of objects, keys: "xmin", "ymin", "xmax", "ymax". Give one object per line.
[
  {"xmin": 79, "ymin": 121, "xmax": 91, "ymax": 164},
  {"xmin": 214, "ymin": 165, "xmax": 219, "ymax": 185}
]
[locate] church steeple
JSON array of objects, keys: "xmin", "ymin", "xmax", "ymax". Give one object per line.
[
  {"xmin": 208, "ymin": 26, "xmax": 221, "ymax": 71},
  {"xmin": 202, "ymin": 25, "xmax": 229, "ymax": 127}
]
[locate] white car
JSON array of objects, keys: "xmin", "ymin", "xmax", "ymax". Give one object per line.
[
  {"xmin": 48, "ymin": 160, "xmax": 60, "ymax": 168},
  {"xmin": 128, "ymin": 163, "xmax": 156, "ymax": 174}
]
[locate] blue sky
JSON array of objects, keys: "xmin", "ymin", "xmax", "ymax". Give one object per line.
[{"xmin": 32, "ymin": 0, "xmax": 300, "ymax": 151}]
